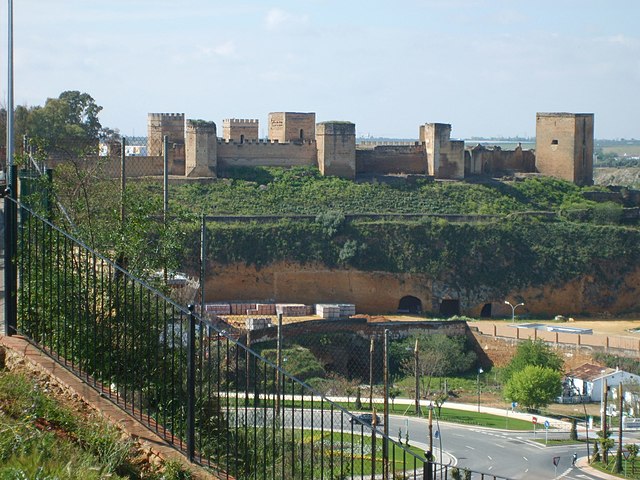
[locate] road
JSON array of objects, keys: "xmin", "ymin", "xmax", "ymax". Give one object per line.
[
  {"xmin": 392, "ymin": 416, "xmax": 600, "ymax": 479},
  {"xmin": 230, "ymin": 406, "xmax": 608, "ymax": 479}
]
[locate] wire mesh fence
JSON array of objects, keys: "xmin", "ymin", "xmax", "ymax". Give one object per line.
[
  {"xmin": 4, "ymin": 192, "xmax": 445, "ymax": 479},
  {"xmin": 2, "ymin": 142, "xmax": 516, "ymax": 479}
]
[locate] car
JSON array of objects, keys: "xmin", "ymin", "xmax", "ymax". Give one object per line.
[{"xmin": 349, "ymin": 413, "xmax": 382, "ymax": 426}]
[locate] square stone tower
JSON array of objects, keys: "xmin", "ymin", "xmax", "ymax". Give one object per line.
[
  {"xmin": 185, "ymin": 120, "xmax": 217, "ymax": 177},
  {"xmin": 535, "ymin": 113, "xmax": 594, "ymax": 186},
  {"xmin": 316, "ymin": 122, "xmax": 356, "ymax": 179},
  {"xmin": 420, "ymin": 123, "xmax": 465, "ymax": 179},
  {"xmin": 147, "ymin": 113, "xmax": 185, "ymax": 156},
  {"xmin": 268, "ymin": 112, "xmax": 316, "ymax": 143},
  {"xmin": 222, "ymin": 119, "xmax": 259, "ymax": 143}
]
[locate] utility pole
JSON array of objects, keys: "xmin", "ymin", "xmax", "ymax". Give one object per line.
[
  {"xmin": 275, "ymin": 312, "xmax": 283, "ymax": 417},
  {"xmin": 200, "ymin": 214, "xmax": 206, "ymax": 316},
  {"xmin": 615, "ymin": 382, "xmax": 623, "ymax": 473},
  {"xmin": 414, "ymin": 338, "xmax": 420, "ymax": 416},
  {"xmin": 603, "ymin": 378, "xmax": 609, "ymax": 464},
  {"xmin": 120, "ymin": 137, "xmax": 126, "ymax": 229},
  {"xmin": 7, "ymin": 0, "xmax": 15, "ymax": 187},
  {"xmin": 383, "ymin": 329, "xmax": 389, "ymax": 480},
  {"xmin": 369, "ymin": 337, "xmax": 374, "ymax": 410},
  {"xmin": 162, "ymin": 135, "xmax": 169, "ymax": 283}
]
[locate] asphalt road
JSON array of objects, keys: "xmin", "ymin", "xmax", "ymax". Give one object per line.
[{"xmin": 230, "ymin": 407, "xmax": 608, "ymax": 479}]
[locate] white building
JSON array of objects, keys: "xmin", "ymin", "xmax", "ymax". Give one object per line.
[{"xmin": 565, "ymin": 363, "xmax": 640, "ymax": 402}]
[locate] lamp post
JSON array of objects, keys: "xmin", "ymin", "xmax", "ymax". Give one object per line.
[
  {"xmin": 504, "ymin": 300, "xmax": 525, "ymax": 321},
  {"xmin": 477, "ymin": 367, "xmax": 484, "ymax": 412}
]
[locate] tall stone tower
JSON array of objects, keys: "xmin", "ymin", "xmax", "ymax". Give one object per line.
[
  {"xmin": 420, "ymin": 123, "xmax": 465, "ymax": 179},
  {"xmin": 268, "ymin": 112, "xmax": 316, "ymax": 142},
  {"xmin": 316, "ymin": 122, "xmax": 356, "ymax": 179},
  {"xmin": 535, "ymin": 113, "xmax": 594, "ymax": 186},
  {"xmin": 147, "ymin": 113, "xmax": 185, "ymax": 156},
  {"xmin": 222, "ymin": 119, "xmax": 259, "ymax": 143},
  {"xmin": 185, "ymin": 120, "xmax": 217, "ymax": 177}
]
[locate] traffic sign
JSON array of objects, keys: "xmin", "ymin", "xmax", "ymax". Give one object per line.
[
  {"xmin": 544, "ymin": 420, "xmax": 550, "ymax": 429},
  {"xmin": 553, "ymin": 456, "xmax": 560, "ymax": 467},
  {"xmin": 532, "ymin": 416, "xmax": 538, "ymax": 424}
]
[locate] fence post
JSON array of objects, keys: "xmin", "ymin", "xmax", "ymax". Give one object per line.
[
  {"xmin": 186, "ymin": 304, "xmax": 196, "ymax": 462},
  {"xmin": 423, "ymin": 452, "xmax": 434, "ymax": 480},
  {"xmin": 4, "ymin": 165, "xmax": 17, "ymax": 336}
]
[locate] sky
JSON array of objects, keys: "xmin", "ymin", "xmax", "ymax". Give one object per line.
[{"xmin": 0, "ymin": 0, "xmax": 638, "ymax": 140}]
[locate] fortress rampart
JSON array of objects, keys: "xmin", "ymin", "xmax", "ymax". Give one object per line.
[
  {"xmin": 130, "ymin": 111, "xmax": 593, "ymax": 185},
  {"xmin": 356, "ymin": 144, "xmax": 427, "ymax": 175},
  {"xmin": 217, "ymin": 139, "xmax": 317, "ymax": 171}
]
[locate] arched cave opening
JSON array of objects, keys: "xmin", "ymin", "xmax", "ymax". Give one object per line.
[
  {"xmin": 439, "ymin": 299, "xmax": 460, "ymax": 317},
  {"xmin": 397, "ymin": 296, "xmax": 422, "ymax": 314},
  {"xmin": 480, "ymin": 303, "xmax": 492, "ymax": 318}
]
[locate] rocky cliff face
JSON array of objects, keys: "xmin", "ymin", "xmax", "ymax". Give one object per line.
[{"xmin": 204, "ymin": 262, "xmax": 640, "ymax": 317}]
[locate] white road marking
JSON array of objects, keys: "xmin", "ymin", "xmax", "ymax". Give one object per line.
[
  {"xmin": 466, "ymin": 445, "xmax": 475, "ymax": 450},
  {"xmin": 487, "ymin": 456, "xmax": 492, "ymax": 460},
  {"xmin": 523, "ymin": 456, "xmax": 528, "ymax": 461}
]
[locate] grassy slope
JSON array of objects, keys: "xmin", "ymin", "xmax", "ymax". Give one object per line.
[
  {"xmin": 0, "ymin": 364, "xmax": 189, "ymax": 479},
  {"xmin": 158, "ymin": 167, "xmax": 593, "ymax": 216}
]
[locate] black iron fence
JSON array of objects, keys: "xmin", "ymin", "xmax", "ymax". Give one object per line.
[{"xmin": 2, "ymin": 165, "xmax": 510, "ymax": 480}]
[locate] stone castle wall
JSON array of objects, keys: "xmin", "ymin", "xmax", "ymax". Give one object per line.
[
  {"xmin": 136, "ymin": 111, "xmax": 593, "ymax": 185},
  {"xmin": 465, "ymin": 145, "xmax": 536, "ymax": 175},
  {"xmin": 216, "ymin": 139, "xmax": 317, "ymax": 171},
  {"xmin": 356, "ymin": 144, "xmax": 427, "ymax": 175}
]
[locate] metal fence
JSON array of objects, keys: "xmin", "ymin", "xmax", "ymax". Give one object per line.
[{"xmin": 2, "ymin": 163, "xmax": 511, "ymax": 479}]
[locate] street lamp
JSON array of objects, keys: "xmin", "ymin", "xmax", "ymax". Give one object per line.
[
  {"xmin": 504, "ymin": 300, "xmax": 525, "ymax": 321},
  {"xmin": 477, "ymin": 367, "xmax": 484, "ymax": 412}
]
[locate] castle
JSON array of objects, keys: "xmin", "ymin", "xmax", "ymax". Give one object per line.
[{"xmin": 138, "ymin": 111, "xmax": 595, "ymax": 185}]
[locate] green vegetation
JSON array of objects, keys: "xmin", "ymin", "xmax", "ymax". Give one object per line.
[
  {"xmin": 0, "ymin": 367, "xmax": 191, "ymax": 479},
  {"xmin": 167, "ymin": 167, "xmax": 600, "ymax": 216},
  {"xmin": 593, "ymin": 352, "xmax": 640, "ymax": 376},
  {"xmin": 503, "ymin": 365, "xmax": 563, "ymax": 411},
  {"xmin": 502, "ymin": 340, "xmax": 563, "ymax": 411},
  {"xmin": 501, "ymin": 339, "xmax": 563, "ymax": 383}
]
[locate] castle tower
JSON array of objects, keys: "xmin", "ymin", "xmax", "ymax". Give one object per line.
[
  {"xmin": 147, "ymin": 113, "xmax": 185, "ymax": 156},
  {"xmin": 223, "ymin": 119, "xmax": 259, "ymax": 143},
  {"xmin": 420, "ymin": 123, "xmax": 465, "ymax": 179},
  {"xmin": 185, "ymin": 120, "xmax": 217, "ymax": 177},
  {"xmin": 316, "ymin": 122, "xmax": 356, "ymax": 179},
  {"xmin": 268, "ymin": 112, "xmax": 316, "ymax": 143},
  {"xmin": 535, "ymin": 113, "xmax": 594, "ymax": 186}
]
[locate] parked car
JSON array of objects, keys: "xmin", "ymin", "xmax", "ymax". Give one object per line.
[{"xmin": 349, "ymin": 413, "xmax": 382, "ymax": 426}]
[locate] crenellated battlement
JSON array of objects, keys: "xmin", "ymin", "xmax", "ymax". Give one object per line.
[
  {"xmin": 217, "ymin": 138, "xmax": 316, "ymax": 146},
  {"xmin": 223, "ymin": 118, "xmax": 259, "ymax": 125},
  {"xmin": 358, "ymin": 141, "xmax": 424, "ymax": 149},
  {"xmin": 148, "ymin": 113, "xmax": 185, "ymax": 119}
]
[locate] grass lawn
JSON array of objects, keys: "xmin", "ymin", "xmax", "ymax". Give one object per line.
[
  {"xmin": 271, "ymin": 398, "xmax": 535, "ymax": 430},
  {"xmin": 299, "ymin": 430, "xmax": 425, "ymax": 476}
]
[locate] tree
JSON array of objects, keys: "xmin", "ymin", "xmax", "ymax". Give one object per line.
[
  {"xmin": 502, "ymin": 339, "xmax": 563, "ymax": 383},
  {"xmin": 503, "ymin": 365, "xmax": 562, "ymax": 411},
  {"xmin": 403, "ymin": 334, "xmax": 476, "ymax": 396},
  {"xmin": 27, "ymin": 90, "xmax": 104, "ymax": 153}
]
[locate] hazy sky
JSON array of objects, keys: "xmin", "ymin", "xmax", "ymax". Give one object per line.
[{"xmin": 1, "ymin": 0, "xmax": 638, "ymax": 139}]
